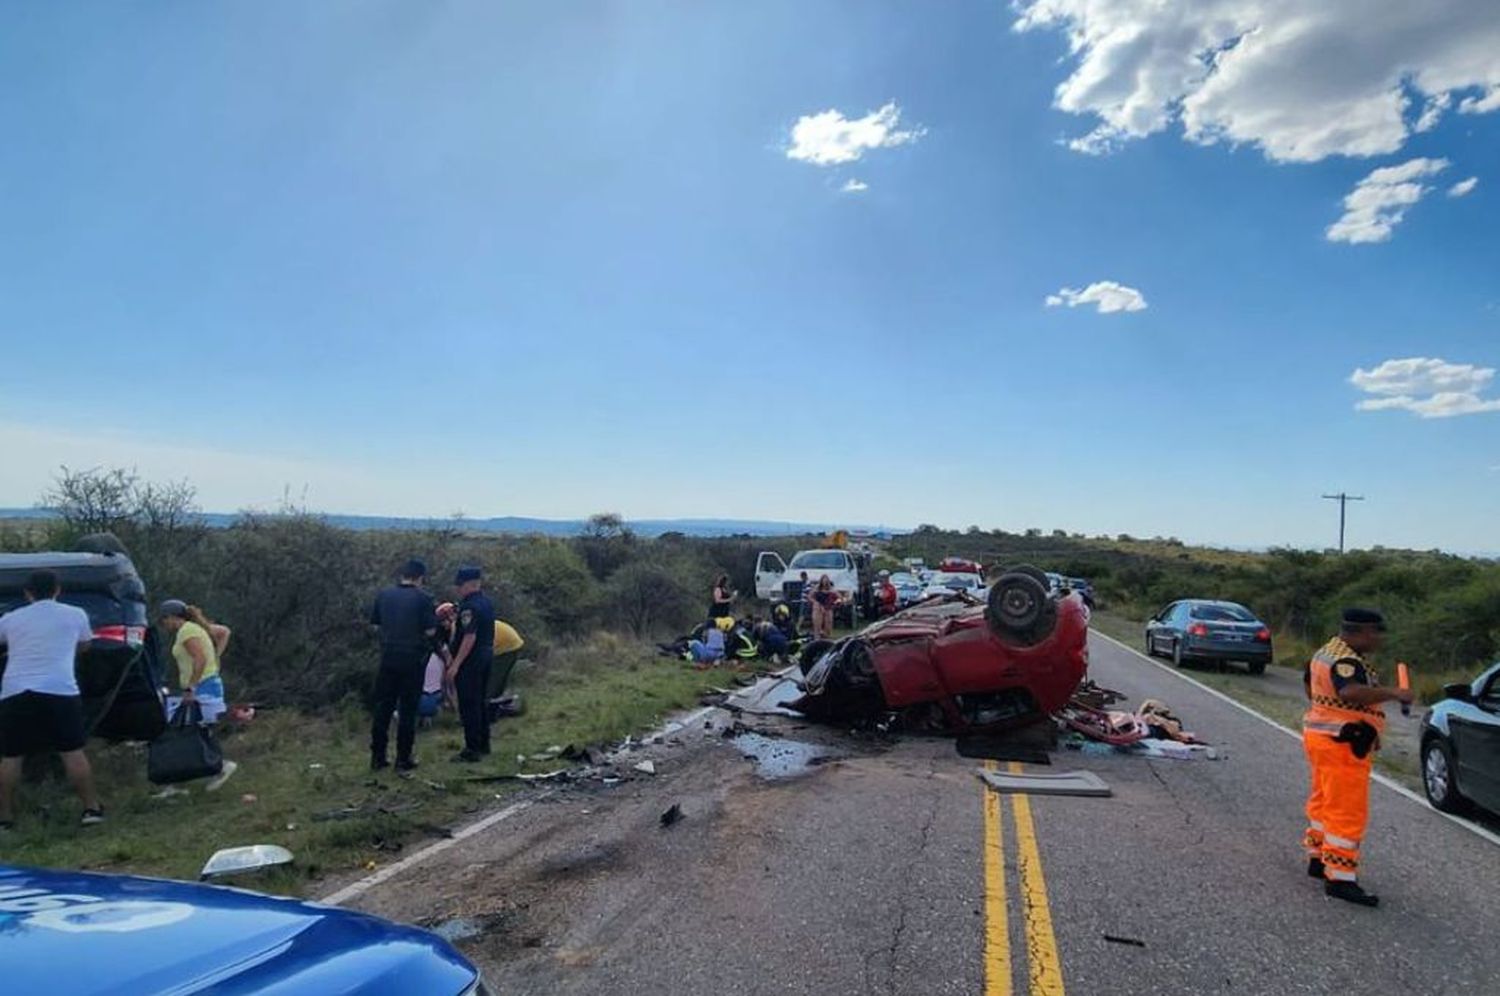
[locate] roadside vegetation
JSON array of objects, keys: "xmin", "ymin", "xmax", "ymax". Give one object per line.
[
  {"xmin": 2, "ymin": 633, "xmax": 709, "ymax": 892},
  {"xmin": 6, "ymin": 473, "xmax": 1496, "ymax": 881},
  {"xmin": 890, "ymin": 525, "xmax": 1497, "ymax": 702}
]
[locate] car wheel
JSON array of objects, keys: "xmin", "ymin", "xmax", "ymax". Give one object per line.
[
  {"xmin": 1422, "ymin": 738, "xmax": 1467, "ymax": 814},
  {"xmin": 1247, "ymin": 659, "xmax": 1267, "ymax": 675},
  {"xmin": 1171, "ymin": 639, "xmax": 1184, "ymax": 668},
  {"xmin": 1144, "ymin": 633, "xmax": 1155, "ymax": 657}
]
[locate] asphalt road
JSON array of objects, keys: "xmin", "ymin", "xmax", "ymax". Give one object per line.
[{"xmin": 343, "ymin": 632, "xmax": 1500, "ymax": 995}]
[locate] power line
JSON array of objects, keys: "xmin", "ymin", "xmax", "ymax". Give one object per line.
[{"xmin": 1321, "ymin": 493, "xmax": 1365, "ymax": 553}]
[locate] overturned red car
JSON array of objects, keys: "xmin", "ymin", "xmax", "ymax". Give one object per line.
[{"xmin": 790, "ymin": 566, "xmax": 1089, "ymax": 733}]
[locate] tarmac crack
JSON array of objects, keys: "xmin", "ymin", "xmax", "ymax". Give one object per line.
[
  {"xmin": 863, "ymin": 768, "xmax": 941, "ymax": 994},
  {"xmin": 1146, "ymin": 760, "xmax": 1205, "ymax": 846}
]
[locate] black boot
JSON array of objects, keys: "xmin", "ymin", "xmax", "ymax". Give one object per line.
[
  {"xmin": 1307, "ymin": 857, "xmax": 1325, "ymax": 879},
  {"xmin": 1325, "ymin": 880, "xmax": 1379, "ymax": 907},
  {"xmin": 395, "ymin": 758, "xmax": 418, "ymax": 774},
  {"xmin": 370, "ymin": 755, "xmax": 390, "ymax": 772}
]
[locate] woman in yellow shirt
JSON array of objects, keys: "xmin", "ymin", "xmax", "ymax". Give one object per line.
[{"xmin": 158, "ymin": 599, "xmax": 238, "ymax": 789}]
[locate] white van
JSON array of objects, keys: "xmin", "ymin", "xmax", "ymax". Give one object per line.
[{"xmin": 754, "ymin": 549, "xmax": 865, "ymax": 615}]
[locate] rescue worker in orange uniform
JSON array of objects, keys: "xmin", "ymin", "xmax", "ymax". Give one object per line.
[{"xmin": 1301, "ymin": 608, "xmax": 1413, "ymax": 907}]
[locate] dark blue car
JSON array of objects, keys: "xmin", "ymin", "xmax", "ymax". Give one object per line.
[
  {"xmin": 0, "ymin": 864, "xmax": 486, "ymax": 995},
  {"xmin": 1144, "ymin": 599, "xmax": 1272, "ymax": 674}
]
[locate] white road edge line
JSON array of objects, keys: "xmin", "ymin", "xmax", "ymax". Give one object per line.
[
  {"xmin": 318, "ymin": 704, "xmax": 724, "ymax": 907},
  {"xmin": 1092, "ymin": 629, "xmax": 1500, "ymax": 849}
]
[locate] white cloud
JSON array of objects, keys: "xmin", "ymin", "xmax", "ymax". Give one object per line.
[
  {"xmin": 840, "ymin": 178, "xmax": 869, "ymax": 193},
  {"xmin": 1458, "ymin": 86, "xmax": 1500, "ymax": 114},
  {"xmin": 1326, "ymin": 157, "xmax": 1448, "ymax": 244},
  {"xmin": 786, "ymin": 102, "xmax": 923, "ymax": 166},
  {"xmin": 1414, "ymin": 93, "xmax": 1451, "ymax": 133},
  {"xmin": 1449, "ymin": 176, "xmax": 1479, "ymax": 197},
  {"xmin": 1045, "ymin": 280, "xmax": 1148, "ymax": 314},
  {"xmin": 1013, "ymin": 1, "xmax": 1500, "ymax": 163},
  {"xmin": 1350, "ymin": 357, "xmax": 1500, "ymax": 418}
]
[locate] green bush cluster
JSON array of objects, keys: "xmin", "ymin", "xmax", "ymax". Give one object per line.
[{"xmin": 12, "ymin": 469, "xmax": 816, "ymax": 710}]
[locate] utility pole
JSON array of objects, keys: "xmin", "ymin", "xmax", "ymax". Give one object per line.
[{"xmin": 1321, "ymin": 493, "xmax": 1365, "ymax": 553}]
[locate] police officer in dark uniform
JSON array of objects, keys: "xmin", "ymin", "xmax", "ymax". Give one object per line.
[
  {"xmin": 448, "ymin": 566, "xmax": 496, "ymax": 762},
  {"xmin": 368, "ymin": 559, "xmax": 437, "ymax": 772}
]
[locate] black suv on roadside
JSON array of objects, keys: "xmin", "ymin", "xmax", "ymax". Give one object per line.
[{"xmin": 0, "ymin": 535, "xmax": 166, "ymax": 742}]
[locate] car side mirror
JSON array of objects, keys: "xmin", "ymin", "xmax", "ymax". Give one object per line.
[{"xmin": 1442, "ymin": 682, "xmax": 1475, "ymax": 704}]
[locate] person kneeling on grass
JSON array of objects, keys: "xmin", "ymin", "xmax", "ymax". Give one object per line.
[{"xmin": 0, "ymin": 569, "xmax": 105, "ymax": 829}]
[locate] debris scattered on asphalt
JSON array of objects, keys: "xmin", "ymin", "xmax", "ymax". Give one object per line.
[
  {"xmin": 1056, "ymin": 685, "xmax": 1208, "ymax": 748},
  {"xmin": 976, "ymin": 768, "xmax": 1112, "ymax": 798},
  {"xmin": 660, "ymin": 803, "xmax": 684, "ymax": 828},
  {"xmin": 633, "ymin": 760, "xmax": 657, "ymax": 776},
  {"xmin": 429, "ymin": 917, "xmax": 485, "ymax": 942},
  {"xmin": 731, "ymin": 731, "xmax": 835, "ymax": 780},
  {"xmin": 1058, "ymin": 732, "xmax": 1221, "ymax": 761},
  {"xmin": 1103, "ymin": 934, "xmax": 1147, "ymax": 948}
]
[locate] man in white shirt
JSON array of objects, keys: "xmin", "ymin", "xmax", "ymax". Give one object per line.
[{"xmin": 0, "ymin": 569, "xmax": 105, "ymax": 829}]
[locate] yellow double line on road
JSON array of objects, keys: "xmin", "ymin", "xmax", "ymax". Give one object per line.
[{"xmin": 982, "ymin": 761, "xmax": 1066, "ymax": 996}]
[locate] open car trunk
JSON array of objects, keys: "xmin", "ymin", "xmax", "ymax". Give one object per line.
[{"xmin": 0, "ymin": 550, "xmax": 167, "ymax": 743}]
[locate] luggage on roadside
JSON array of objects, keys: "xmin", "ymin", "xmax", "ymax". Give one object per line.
[{"xmin": 147, "ymin": 700, "xmax": 225, "ymax": 784}]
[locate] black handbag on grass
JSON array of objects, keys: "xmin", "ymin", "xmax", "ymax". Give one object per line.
[{"xmin": 147, "ymin": 700, "xmax": 224, "ymax": 785}]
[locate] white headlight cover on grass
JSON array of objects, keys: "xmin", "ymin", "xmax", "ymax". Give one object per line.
[{"xmin": 200, "ymin": 844, "xmax": 294, "ymax": 880}]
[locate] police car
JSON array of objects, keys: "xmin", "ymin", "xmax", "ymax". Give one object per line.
[{"xmin": 1, "ymin": 862, "xmax": 487, "ymax": 995}]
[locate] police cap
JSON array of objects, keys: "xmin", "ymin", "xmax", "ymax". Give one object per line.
[
  {"xmin": 1340, "ymin": 608, "xmax": 1387, "ymax": 631},
  {"xmin": 454, "ymin": 566, "xmax": 483, "ymax": 585}
]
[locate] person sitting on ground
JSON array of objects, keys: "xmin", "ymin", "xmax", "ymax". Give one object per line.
[
  {"xmin": 0, "ymin": 570, "xmax": 106, "ymax": 829},
  {"xmin": 158, "ymin": 599, "xmax": 239, "ymax": 790},
  {"xmin": 418, "ymin": 620, "xmax": 450, "ymax": 728},
  {"xmin": 687, "ymin": 623, "xmax": 726, "ymax": 665},
  {"xmin": 810, "ymin": 575, "xmax": 841, "ymax": 640}
]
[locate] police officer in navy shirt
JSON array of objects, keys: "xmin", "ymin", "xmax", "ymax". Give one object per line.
[
  {"xmin": 368, "ymin": 559, "xmax": 437, "ymax": 772},
  {"xmin": 448, "ymin": 566, "xmax": 496, "ymax": 762}
]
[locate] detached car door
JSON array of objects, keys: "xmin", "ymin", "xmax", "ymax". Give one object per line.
[
  {"xmin": 1453, "ymin": 668, "xmax": 1500, "ymax": 814},
  {"xmin": 754, "ymin": 552, "xmax": 787, "ymax": 601}
]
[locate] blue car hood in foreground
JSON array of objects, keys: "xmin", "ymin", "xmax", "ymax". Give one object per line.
[{"xmin": 0, "ymin": 865, "xmax": 477, "ymax": 996}]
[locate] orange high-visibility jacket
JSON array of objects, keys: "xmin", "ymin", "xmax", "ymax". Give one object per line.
[{"xmin": 1303, "ymin": 638, "xmax": 1385, "ymax": 738}]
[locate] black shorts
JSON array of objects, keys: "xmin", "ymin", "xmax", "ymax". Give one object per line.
[{"xmin": 0, "ymin": 691, "xmax": 87, "ymax": 757}]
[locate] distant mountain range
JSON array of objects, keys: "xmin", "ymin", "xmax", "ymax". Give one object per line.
[{"xmin": 0, "ymin": 508, "xmax": 900, "ymax": 540}]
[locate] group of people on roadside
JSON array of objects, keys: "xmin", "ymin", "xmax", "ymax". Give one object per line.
[
  {"xmin": 369, "ymin": 559, "xmax": 524, "ymax": 770},
  {"xmin": 0, "ymin": 570, "xmax": 234, "ymax": 831}
]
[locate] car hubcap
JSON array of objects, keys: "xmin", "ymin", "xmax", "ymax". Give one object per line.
[{"xmin": 1425, "ymin": 748, "xmax": 1449, "ymax": 799}]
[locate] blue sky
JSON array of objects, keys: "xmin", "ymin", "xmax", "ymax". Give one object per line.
[{"xmin": 2, "ymin": 2, "xmax": 1498, "ymax": 551}]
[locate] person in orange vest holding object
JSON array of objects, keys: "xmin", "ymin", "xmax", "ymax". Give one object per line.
[{"xmin": 1301, "ymin": 608, "xmax": 1412, "ymax": 907}]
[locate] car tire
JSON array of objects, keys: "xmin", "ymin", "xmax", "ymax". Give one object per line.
[
  {"xmin": 986, "ymin": 571, "xmax": 1050, "ymax": 639},
  {"xmin": 1171, "ymin": 639, "xmax": 1184, "ymax": 668},
  {"xmin": 1422, "ymin": 737, "xmax": 1467, "ymax": 814},
  {"xmin": 1248, "ymin": 660, "xmax": 1267, "ymax": 675},
  {"xmin": 1145, "ymin": 633, "xmax": 1156, "ymax": 658}
]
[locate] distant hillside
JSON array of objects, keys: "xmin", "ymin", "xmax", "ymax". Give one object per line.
[{"xmin": 0, "ymin": 507, "xmax": 899, "ymax": 540}]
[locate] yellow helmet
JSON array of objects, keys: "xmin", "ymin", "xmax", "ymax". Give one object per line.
[{"xmin": 715, "ymin": 616, "xmax": 735, "ymax": 632}]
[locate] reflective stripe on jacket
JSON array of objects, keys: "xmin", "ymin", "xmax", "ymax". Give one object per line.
[{"xmin": 1302, "ymin": 638, "xmax": 1384, "ymax": 739}]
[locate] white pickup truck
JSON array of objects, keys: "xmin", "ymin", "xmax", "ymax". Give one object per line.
[{"xmin": 754, "ymin": 548, "xmax": 869, "ymax": 622}]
